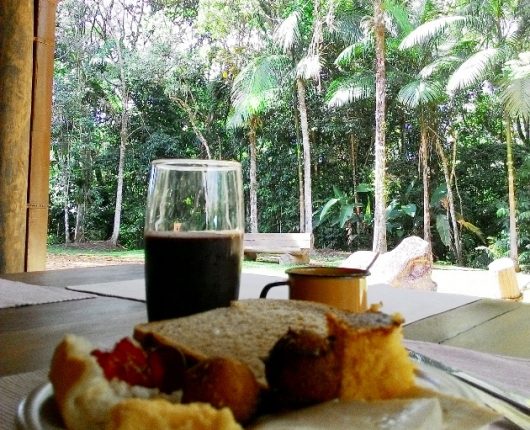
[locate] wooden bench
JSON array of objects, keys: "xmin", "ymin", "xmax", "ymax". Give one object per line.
[{"xmin": 243, "ymin": 233, "xmax": 313, "ymax": 264}]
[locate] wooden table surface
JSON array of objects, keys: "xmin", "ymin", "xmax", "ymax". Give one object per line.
[
  {"xmin": 0, "ymin": 265, "xmax": 147, "ymax": 377},
  {"xmin": 1, "ymin": 264, "xmax": 529, "ymax": 377}
]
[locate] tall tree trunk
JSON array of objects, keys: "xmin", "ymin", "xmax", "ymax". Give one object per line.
[
  {"xmin": 63, "ymin": 172, "xmax": 71, "ymax": 244},
  {"xmin": 296, "ymin": 77, "xmax": 313, "ymax": 233},
  {"xmin": 75, "ymin": 201, "xmax": 85, "ymax": 242},
  {"xmin": 505, "ymin": 112, "xmax": 519, "ymax": 270},
  {"xmin": 110, "ymin": 93, "xmax": 128, "ymax": 246},
  {"xmin": 60, "ymin": 141, "xmax": 71, "ymax": 244},
  {"xmin": 293, "ymin": 91, "xmax": 305, "ymax": 231},
  {"xmin": 435, "ymin": 138, "xmax": 462, "ymax": 264},
  {"xmin": 420, "ymin": 121, "xmax": 431, "ymax": 252},
  {"xmin": 101, "ymin": 3, "xmax": 147, "ymax": 247},
  {"xmin": 109, "ymin": 34, "xmax": 128, "ymax": 247},
  {"xmin": 350, "ymin": 134, "xmax": 360, "ymax": 236},
  {"xmin": 298, "ymin": 142, "xmax": 305, "ymax": 231},
  {"xmin": 74, "ymin": 85, "xmax": 90, "ymax": 243},
  {"xmin": 248, "ymin": 118, "xmax": 258, "ymax": 233},
  {"xmin": 372, "ymin": 0, "xmax": 387, "ymax": 253}
]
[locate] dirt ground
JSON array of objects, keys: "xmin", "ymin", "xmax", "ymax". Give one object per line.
[
  {"xmin": 46, "ymin": 242, "xmax": 144, "ymax": 270},
  {"xmin": 45, "ymin": 253, "xmax": 144, "ymax": 270},
  {"xmin": 45, "ymin": 246, "xmax": 348, "ymax": 271}
]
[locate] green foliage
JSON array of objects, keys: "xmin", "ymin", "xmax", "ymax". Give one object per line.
[
  {"xmin": 48, "ymin": 0, "xmax": 530, "ymax": 269},
  {"xmin": 436, "ymin": 214, "xmax": 452, "ymax": 246}
]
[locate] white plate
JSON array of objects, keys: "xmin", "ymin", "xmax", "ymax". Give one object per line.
[
  {"xmin": 16, "ymin": 382, "xmax": 63, "ymax": 430},
  {"xmin": 16, "ymin": 363, "xmax": 484, "ymax": 430}
]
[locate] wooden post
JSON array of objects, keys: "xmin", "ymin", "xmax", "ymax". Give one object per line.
[
  {"xmin": 26, "ymin": 0, "xmax": 57, "ymax": 271},
  {"xmin": 0, "ymin": 1, "xmax": 34, "ymax": 273},
  {"xmin": 488, "ymin": 257, "xmax": 522, "ymax": 300}
]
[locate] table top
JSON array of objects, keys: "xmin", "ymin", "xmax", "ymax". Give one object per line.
[{"xmin": 1, "ymin": 264, "xmax": 529, "ymax": 378}]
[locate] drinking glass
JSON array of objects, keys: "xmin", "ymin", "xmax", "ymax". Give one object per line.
[{"xmin": 144, "ymin": 159, "xmax": 244, "ymax": 321}]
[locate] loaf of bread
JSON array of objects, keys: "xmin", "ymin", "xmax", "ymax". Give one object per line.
[{"xmin": 134, "ymin": 299, "xmax": 413, "ymax": 393}]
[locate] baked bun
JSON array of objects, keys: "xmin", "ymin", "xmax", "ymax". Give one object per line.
[
  {"xmin": 49, "ymin": 334, "xmax": 130, "ymax": 430},
  {"xmin": 49, "ymin": 335, "xmax": 242, "ymax": 430},
  {"xmin": 264, "ymin": 329, "xmax": 341, "ymax": 407},
  {"xmin": 182, "ymin": 357, "xmax": 260, "ymax": 423}
]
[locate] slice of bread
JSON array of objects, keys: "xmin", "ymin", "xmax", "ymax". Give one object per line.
[{"xmin": 133, "ymin": 299, "xmax": 406, "ymax": 388}]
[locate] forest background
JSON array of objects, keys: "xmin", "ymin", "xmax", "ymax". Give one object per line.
[{"xmin": 50, "ymin": 0, "xmax": 530, "ymax": 270}]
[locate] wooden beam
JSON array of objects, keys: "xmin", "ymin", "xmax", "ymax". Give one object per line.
[
  {"xmin": 26, "ymin": 0, "xmax": 57, "ymax": 271},
  {"xmin": 0, "ymin": 1, "xmax": 34, "ymax": 273}
]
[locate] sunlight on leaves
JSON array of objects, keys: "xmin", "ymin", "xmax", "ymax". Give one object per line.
[
  {"xmin": 447, "ymin": 48, "xmax": 501, "ymax": 94},
  {"xmin": 399, "ymin": 16, "xmax": 465, "ymax": 50},
  {"xmin": 273, "ymin": 11, "xmax": 300, "ymax": 53}
]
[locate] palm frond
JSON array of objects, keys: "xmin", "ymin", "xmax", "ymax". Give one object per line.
[
  {"xmin": 397, "ymin": 79, "xmax": 444, "ymax": 108},
  {"xmin": 228, "ymin": 91, "xmax": 272, "ymax": 129},
  {"xmin": 273, "ymin": 11, "xmax": 301, "ymax": 53},
  {"xmin": 384, "ymin": 0, "xmax": 413, "ymax": 36},
  {"xmin": 447, "ymin": 48, "xmax": 501, "ymax": 94},
  {"xmin": 296, "ymin": 55, "xmax": 322, "ymax": 80},
  {"xmin": 229, "ymin": 55, "xmax": 287, "ymax": 128},
  {"xmin": 502, "ymin": 52, "xmax": 530, "ymax": 120},
  {"xmin": 504, "ymin": 51, "xmax": 530, "ymax": 81},
  {"xmin": 399, "ymin": 15, "xmax": 466, "ymax": 50},
  {"xmin": 418, "ymin": 56, "xmax": 460, "ymax": 79},
  {"xmin": 327, "ymin": 13, "xmax": 365, "ymax": 45},
  {"xmin": 231, "ymin": 55, "xmax": 285, "ymax": 108},
  {"xmin": 502, "ymin": 78, "xmax": 530, "ymax": 120},
  {"xmin": 326, "ymin": 75, "xmax": 374, "ymax": 108},
  {"xmin": 334, "ymin": 41, "xmax": 370, "ymax": 67},
  {"xmin": 226, "ymin": 107, "xmax": 247, "ymax": 130}
]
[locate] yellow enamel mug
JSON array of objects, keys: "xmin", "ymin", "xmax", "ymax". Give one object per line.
[{"xmin": 260, "ymin": 266, "xmax": 369, "ymax": 312}]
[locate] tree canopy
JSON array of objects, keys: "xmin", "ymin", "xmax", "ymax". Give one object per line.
[{"xmin": 50, "ymin": 0, "xmax": 530, "ymax": 269}]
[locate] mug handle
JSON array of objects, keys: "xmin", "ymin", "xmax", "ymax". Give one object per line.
[{"xmin": 260, "ymin": 281, "xmax": 289, "ymax": 298}]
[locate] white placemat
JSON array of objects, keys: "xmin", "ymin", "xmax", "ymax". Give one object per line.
[
  {"xmin": 0, "ymin": 279, "xmax": 96, "ymax": 309},
  {"xmin": 66, "ymin": 275, "xmax": 479, "ymax": 325},
  {"xmin": 65, "ymin": 273, "xmax": 286, "ymax": 302},
  {"xmin": 369, "ymin": 283, "xmax": 479, "ymax": 324},
  {"xmin": 67, "ymin": 279, "xmax": 146, "ymax": 301}
]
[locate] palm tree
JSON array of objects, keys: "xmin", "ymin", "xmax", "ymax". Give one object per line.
[
  {"xmin": 326, "ymin": 0, "xmax": 421, "ymax": 252},
  {"xmin": 228, "ymin": 56, "xmax": 283, "ymax": 233},
  {"xmin": 273, "ymin": 6, "xmax": 324, "ymax": 233},
  {"xmin": 397, "ymin": 78, "xmax": 445, "ymax": 256},
  {"xmin": 501, "ymin": 51, "xmax": 530, "ymax": 267},
  {"xmin": 399, "ymin": 0, "xmax": 529, "ymax": 269},
  {"xmin": 372, "ymin": 0, "xmax": 387, "ymax": 253}
]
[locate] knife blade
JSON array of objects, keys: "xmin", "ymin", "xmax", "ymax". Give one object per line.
[{"xmin": 407, "ymin": 349, "xmax": 530, "ymax": 415}]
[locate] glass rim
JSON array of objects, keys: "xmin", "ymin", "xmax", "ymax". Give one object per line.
[{"xmin": 151, "ymin": 158, "xmax": 241, "ymax": 170}]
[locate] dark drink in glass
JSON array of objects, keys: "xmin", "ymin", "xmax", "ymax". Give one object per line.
[
  {"xmin": 144, "ymin": 159, "xmax": 244, "ymax": 321},
  {"xmin": 145, "ymin": 231, "xmax": 242, "ymax": 321}
]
